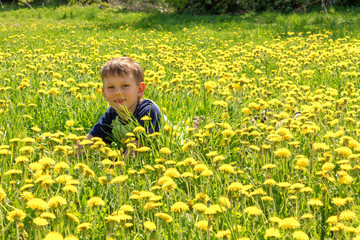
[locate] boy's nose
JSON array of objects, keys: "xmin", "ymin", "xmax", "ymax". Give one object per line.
[{"xmin": 114, "ymin": 88, "xmax": 123, "ymax": 96}]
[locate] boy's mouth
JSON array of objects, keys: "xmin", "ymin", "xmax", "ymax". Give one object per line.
[{"xmin": 114, "ymin": 99, "xmax": 125, "ymax": 104}]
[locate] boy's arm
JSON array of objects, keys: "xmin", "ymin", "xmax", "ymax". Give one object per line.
[{"xmin": 124, "ymin": 140, "xmax": 139, "ymax": 159}]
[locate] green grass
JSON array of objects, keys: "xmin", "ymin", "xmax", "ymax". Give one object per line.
[
  {"xmin": 1, "ymin": 5, "xmax": 359, "ymax": 36},
  {"xmin": 0, "ymin": 5, "xmax": 359, "ymax": 239}
]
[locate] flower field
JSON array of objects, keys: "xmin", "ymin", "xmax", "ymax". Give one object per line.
[{"xmin": 0, "ymin": 6, "xmax": 360, "ymax": 240}]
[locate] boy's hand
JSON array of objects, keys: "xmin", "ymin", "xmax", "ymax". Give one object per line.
[
  {"xmin": 124, "ymin": 140, "xmax": 139, "ymax": 160},
  {"xmin": 75, "ymin": 134, "xmax": 94, "ymax": 157}
]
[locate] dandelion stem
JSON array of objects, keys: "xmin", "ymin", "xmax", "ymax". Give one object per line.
[{"xmin": 15, "ymin": 221, "xmax": 19, "ymax": 240}]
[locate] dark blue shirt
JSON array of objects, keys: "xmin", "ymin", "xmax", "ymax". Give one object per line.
[{"xmin": 89, "ymin": 99, "xmax": 162, "ymax": 144}]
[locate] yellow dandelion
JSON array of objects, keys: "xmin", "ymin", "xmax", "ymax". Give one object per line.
[
  {"xmin": 265, "ymin": 228, "xmax": 281, "ymax": 238},
  {"xmin": 22, "ymin": 191, "xmax": 34, "ymax": 201},
  {"xmin": 87, "ymin": 196, "xmax": 105, "ymax": 207},
  {"xmin": 295, "ymin": 157, "xmax": 309, "ymax": 170},
  {"xmin": 40, "ymin": 212, "xmax": 56, "ymax": 219},
  {"xmin": 181, "ymin": 172, "xmax": 194, "ymax": 178},
  {"xmin": 64, "ymin": 236, "xmax": 78, "ymax": 240},
  {"xmin": 162, "ymin": 180, "xmax": 177, "ymax": 191},
  {"xmin": 339, "ymin": 210, "xmax": 357, "ymax": 221},
  {"xmin": 290, "ymin": 183, "xmax": 305, "ymax": 191},
  {"xmin": 269, "ymin": 216, "xmax": 282, "ymax": 224},
  {"xmin": 292, "ymin": 231, "xmax": 309, "ymax": 240},
  {"xmin": 332, "ymin": 197, "xmax": 348, "ymax": 206},
  {"xmin": 219, "ymin": 196, "xmax": 231, "ymax": 208},
  {"xmin": 0, "ymin": 187, "xmax": 6, "ymax": 202},
  {"xmin": 277, "ymin": 182, "xmax": 291, "ymax": 188},
  {"xmin": 149, "ymin": 195, "xmax": 162, "ymax": 201},
  {"xmin": 213, "ymin": 100, "xmax": 227, "ymax": 108},
  {"xmin": 155, "ymin": 213, "xmax": 173, "ymax": 223},
  {"xmin": 244, "ymin": 206, "xmax": 262, "ymax": 216},
  {"xmin": 66, "ymin": 213, "xmax": 80, "ymax": 223},
  {"xmin": 227, "ymin": 182, "xmax": 243, "ymax": 192},
  {"xmin": 143, "ymin": 221, "xmax": 156, "ymax": 231},
  {"xmin": 171, "ymin": 202, "xmax": 189, "ymax": 213},
  {"xmin": 19, "ymin": 146, "xmax": 35, "ymax": 153},
  {"xmin": 27, "ymin": 198, "xmax": 48, "ymax": 211},
  {"xmin": 39, "ymin": 157, "xmax": 56, "ymax": 166},
  {"xmin": 159, "ymin": 147, "xmax": 172, "ymax": 155},
  {"xmin": 279, "ymin": 217, "xmax": 300, "ymax": 229},
  {"xmin": 110, "ymin": 175, "xmax": 128, "ymax": 184},
  {"xmin": 141, "ymin": 115, "xmax": 152, "ymax": 121},
  {"xmin": 195, "ymin": 220, "xmax": 210, "ymax": 231},
  {"xmin": 339, "ymin": 174, "xmax": 354, "ymax": 184},
  {"xmin": 213, "ymin": 155, "xmax": 226, "ymax": 163},
  {"xmin": 15, "ymin": 156, "xmax": 29, "ymax": 164},
  {"xmin": 117, "ymin": 214, "xmax": 132, "ymax": 221},
  {"xmin": 313, "ymin": 143, "xmax": 330, "ymax": 151},
  {"xmin": 326, "ymin": 215, "xmax": 338, "ymax": 224},
  {"xmin": 201, "ymin": 169, "xmax": 213, "ymax": 177},
  {"xmin": 56, "ymin": 175, "xmax": 73, "ymax": 184},
  {"xmin": 242, "ymin": 107, "xmax": 252, "ymax": 115},
  {"xmin": 65, "ymin": 120, "xmax": 75, "ymax": 127},
  {"xmin": 135, "ymin": 146, "xmax": 151, "ymax": 153},
  {"xmin": 301, "ymin": 213, "xmax": 314, "ymax": 220},
  {"xmin": 262, "ymin": 164, "xmax": 276, "ymax": 170},
  {"xmin": 139, "ymin": 191, "xmax": 156, "ymax": 199},
  {"xmin": 76, "ymin": 222, "xmax": 91, "ymax": 231},
  {"xmin": 307, "ymin": 198, "xmax": 323, "ymax": 207},
  {"xmin": 43, "ymin": 231, "xmax": 63, "ymax": 240},
  {"xmin": 221, "ymin": 129, "xmax": 234, "ymax": 137},
  {"xmin": 204, "ymin": 204, "xmax": 223, "ymax": 215},
  {"xmin": 33, "ymin": 217, "xmax": 48, "ymax": 226},
  {"xmin": 63, "ymin": 185, "xmax": 77, "ymax": 193},
  {"xmin": 322, "ymin": 162, "xmax": 335, "ymax": 172},
  {"xmin": 164, "ymin": 168, "xmax": 181, "ymax": 178},
  {"xmin": 334, "ymin": 147, "xmax": 352, "ymax": 157},
  {"xmin": 144, "ymin": 202, "xmax": 163, "ymax": 210},
  {"xmin": 120, "ymin": 205, "xmax": 134, "ymax": 212},
  {"xmin": 193, "ymin": 203, "xmax": 207, "ymax": 213},
  {"xmin": 194, "ymin": 164, "xmax": 208, "ymax": 173},
  {"xmin": 48, "ymin": 196, "xmax": 67, "ymax": 208},
  {"xmin": 300, "ymin": 187, "xmax": 313, "ymax": 193},
  {"xmin": 264, "ymin": 179, "xmax": 277, "ymax": 187},
  {"xmin": 215, "ymin": 229, "xmax": 231, "ymax": 239},
  {"xmin": 79, "ymin": 139, "xmax": 93, "ymax": 145},
  {"xmin": 4, "ymin": 169, "xmax": 22, "ymax": 176},
  {"xmin": 20, "ymin": 184, "xmax": 34, "ymax": 191},
  {"xmin": 274, "ymin": 148, "xmax": 291, "ymax": 158},
  {"xmin": 133, "ymin": 126, "xmax": 145, "ymax": 133},
  {"xmin": 54, "ymin": 162, "xmax": 70, "ymax": 172},
  {"xmin": 219, "ymin": 164, "xmax": 236, "ymax": 174},
  {"xmin": 261, "ymin": 196, "xmax": 273, "ymax": 201},
  {"xmin": 7, "ymin": 209, "xmax": 27, "ymax": 222}
]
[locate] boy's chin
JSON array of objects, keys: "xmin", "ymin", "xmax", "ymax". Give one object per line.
[
  {"xmin": 114, "ymin": 107, "xmax": 128, "ymax": 113},
  {"xmin": 113, "ymin": 103, "xmax": 126, "ymax": 110}
]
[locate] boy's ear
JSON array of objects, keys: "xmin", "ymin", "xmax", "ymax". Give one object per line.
[
  {"xmin": 137, "ymin": 82, "xmax": 145, "ymax": 97},
  {"xmin": 102, "ymin": 88, "xmax": 105, "ymax": 98}
]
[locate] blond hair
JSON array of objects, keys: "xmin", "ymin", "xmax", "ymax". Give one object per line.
[{"xmin": 100, "ymin": 57, "xmax": 144, "ymax": 84}]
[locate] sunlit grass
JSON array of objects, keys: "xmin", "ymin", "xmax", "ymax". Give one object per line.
[{"xmin": 0, "ymin": 5, "xmax": 359, "ymax": 240}]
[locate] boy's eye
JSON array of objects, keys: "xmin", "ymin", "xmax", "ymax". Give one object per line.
[{"xmin": 107, "ymin": 86, "xmax": 114, "ymax": 89}]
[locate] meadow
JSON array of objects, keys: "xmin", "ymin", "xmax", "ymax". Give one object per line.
[{"xmin": 0, "ymin": 5, "xmax": 360, "ymax": 239}]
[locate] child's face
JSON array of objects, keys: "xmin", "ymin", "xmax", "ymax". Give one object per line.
[{"xmin": 102, "ymin": 73, "xmax": 145, "ymax": 115}]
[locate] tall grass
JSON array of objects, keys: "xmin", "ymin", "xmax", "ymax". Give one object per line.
[{"xmin": 0, "ymin": 5, "xmax": 359, "ymax": 240}]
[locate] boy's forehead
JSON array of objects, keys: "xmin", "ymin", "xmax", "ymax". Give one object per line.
[{"xmin": 102, "ymin": 73, "xmax": 136, "ymax": 83}]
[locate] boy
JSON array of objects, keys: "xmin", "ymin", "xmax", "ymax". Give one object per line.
[{"xmin": 86, "ymin": 57, "xmax": 162, "ymax": 144}]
